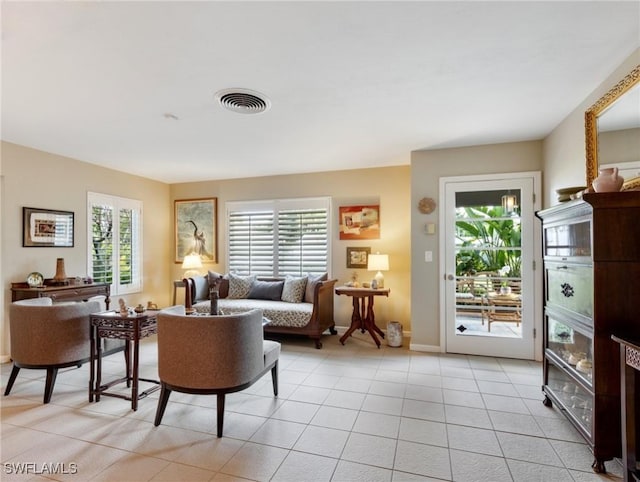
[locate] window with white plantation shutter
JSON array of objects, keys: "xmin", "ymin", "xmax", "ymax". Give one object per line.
[
  {"xmin": 227, "ymin": 198, "xmax": 330, "ymax": 277},
  {"xmin": 88, "ymin": 192, "xmax": 142, "ymax": 295}
]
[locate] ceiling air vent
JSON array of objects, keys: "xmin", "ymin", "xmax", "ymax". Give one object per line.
[{"xmin": 215, "ymin": 88, "xmax": 271, "ymax": 114}]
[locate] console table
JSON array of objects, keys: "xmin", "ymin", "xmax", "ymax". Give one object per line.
[
  {"xmin": 612, "ymin": 334, "xmax": 640, "ymax": 482},
  {"xmin": 11, "ymin": 281, "xmax": 111, "ymax": 309},
  {"xmin": 89, "ymin": 310, "xmax": 160, "ymax": 411},
  {"xmin": 335, "ymin": 286, "xmax": 390, "ymax": 348}
]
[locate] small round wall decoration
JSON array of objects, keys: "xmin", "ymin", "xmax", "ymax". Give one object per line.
[{"xmin": 418, "ymin": 197, "xmax": 436, "ymax": 214}]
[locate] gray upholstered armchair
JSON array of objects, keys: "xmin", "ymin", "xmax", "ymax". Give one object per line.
[
  {"xmin": 154, "ymin": 306, "xmax": 280, "ymax": 437},
  {"xmin": 5, "ymin": 297, "xmax": 102, "ymax": 403}
]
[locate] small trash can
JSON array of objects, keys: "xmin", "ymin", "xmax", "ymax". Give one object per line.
[{"xmin": 387, "ymin": 321, "xmax": 403, "ymax": 347}]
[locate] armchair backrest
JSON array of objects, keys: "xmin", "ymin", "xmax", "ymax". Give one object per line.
[
  {"xmin": 9, "ymin": 298, "xmax": 101, "ymax": 365},
  {"xmin": 157, "ymin": 307, "xmax": 264, "ymax": 390}
]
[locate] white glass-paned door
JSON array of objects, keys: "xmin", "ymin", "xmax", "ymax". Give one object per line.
[{"xmin": 442, "ymin": 175, "xmax": 536, "ymax": 359}]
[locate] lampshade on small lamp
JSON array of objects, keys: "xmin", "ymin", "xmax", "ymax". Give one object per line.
[
  {"xmin": 181, "ymin": 253, "xmax": 202, "ymax": 278},
  {"xmin": 501, "ymin": 193, "xmax": 517, "ymax": 214},
  {"xmin": 367, "ymin": 253, "xmax": 389, "ymax": 289}
]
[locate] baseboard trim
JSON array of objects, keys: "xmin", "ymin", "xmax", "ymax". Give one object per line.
[{"xmin": 408, "ymin": 343, "xmax": 442, "ymax": 353}]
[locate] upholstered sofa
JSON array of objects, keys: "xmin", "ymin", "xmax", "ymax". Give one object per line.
[{"xmin": 185, "ymin": 272, "xmax": 337, "ymax": 348}]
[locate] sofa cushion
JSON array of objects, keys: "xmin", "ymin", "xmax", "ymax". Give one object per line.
[
  {"xmin": 193, "ymin": 299, "xmax": 313, "ymax": 328},
  {"xmin": 304, "ymin": 272, "xmax": 329, "ymax": 303},
  {"xmin": 228, "ymin": 273, "xmax": 256, "ymax": 299},
  {"xmin": 281, "ymin": 275, "xmax": 308, "ymax": 303},
  {"xmin": 248, "ymin": 280, "xmax": 285, "ymax": 301},
  {"xmin": 208, "ymin": 271, "xmax": 229, "ymax": 298}
]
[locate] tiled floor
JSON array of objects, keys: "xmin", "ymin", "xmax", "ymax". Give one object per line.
[{"xmin": 1, "ymin": 330, "xmax": 623, "ymax": 481}]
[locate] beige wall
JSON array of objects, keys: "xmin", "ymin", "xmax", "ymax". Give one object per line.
[
  {"xmin": 410, "ymin": 141, "xmax": 543, "ymax": 350},
  {"xmin": 542, "ymin": 48, "xmax": 640, "ymax": 208},
  {"xmin": 0, "ymin": 142, "xmax": 171, "ymax": 359},
  {"xmin": 170, "ymin": 166, "xmax": 412, "ymax": 335}
]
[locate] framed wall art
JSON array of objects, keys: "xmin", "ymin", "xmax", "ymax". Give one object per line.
[
  {"xmin": 23, "ymin": 207, "xmax": 74, "ymax": 247},
  {"xmin": 346, "ymin": 246, "xmax": 371, "ymax": 269},
  {"xmin": 175, "ymin": 198, "xmax": 217, "ymax": 263},
  {"xmin": 339, "ymin": 205, "xmax": 380, "ymax": 240}
]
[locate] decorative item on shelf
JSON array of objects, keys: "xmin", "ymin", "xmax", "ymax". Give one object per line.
[
  {"xmin": 147, "ymin": 301, "xmax": 158, "ymax": 310},
  {"xmin": 501, "ymin": 192, "xmax": 518, "ymax": 214},
  {"xmin": 134, "ymin": 304, "xmax": 146, "ymax": 314},
  {"xmin": 568, "ymin": 352, "xmax": 585, "ymax": 365},
  {"xmin": 26, "ymin": 272, "xmax": 44, "ymax": 288},
  {"xmin": 576, "ymin": 359, "xmax": 593, "ymax": 375},
  {"xmin": 556, "ymin": 186, "xmax": 587, "ymax": 203},
  {"xmin": 181, "ymin": 253, "xmax": 203, "ymax": 278},
  {"xmin": 621, "ymin": 175, "xmax": 640, "ymax": 192},
  {"xmin": 367, "ymin": 252, "xmax": 389, "ymax": 289},
  {"xmin": 50, "ymin": 258, "xmax": 69, "ymax": 286},
  {"xmin": 417, "ymin": 197, "xmax": 436, "ymax": 214},
  {"xmin": 592, "ymin": 167, "xmax": 624, "ymax": 192}
]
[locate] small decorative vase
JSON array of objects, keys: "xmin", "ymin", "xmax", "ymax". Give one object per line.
[
  {"xmin": 209, "ymin": 288, "xmax": 219, "ymax": 315},
  {"xmin": 52, "ymin": 258, "xmax": 67, "ymax": 283},
  {"xmin": 592, "ymin": 167, "xmax": 624, "ymax": 193}
]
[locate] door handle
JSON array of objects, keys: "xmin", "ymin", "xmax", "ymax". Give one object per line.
[{"xmin": 446, "ymin": 274, "xmax": 455, "ymax": 281}]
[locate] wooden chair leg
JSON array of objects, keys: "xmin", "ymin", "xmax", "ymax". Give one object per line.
[
  {"xmin": 216, "ymin": 393, "xmax": 226, "ymax": 438},
  {"xmin": 271, "ymin": 362, "xmax": 279, "ymax": 397},
  {"xmin": 154, "ymin": 385, "xmax": 172, "ymax": 426},
  {"xmin": 43, "ymin": 368, "xmax": 59, "ymax": 404},
  {"xmin": 4, "ymin": 365, "xmax": 20, "ymax": 396}
]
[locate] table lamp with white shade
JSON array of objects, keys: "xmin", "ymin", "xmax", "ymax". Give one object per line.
[
  {"xmin": 367, "ymin": 253, "xmax": 389, "ymax": 289},
  {"xmin": 181, "ymin": 253, "xmax": 203, "ymax": 279}
]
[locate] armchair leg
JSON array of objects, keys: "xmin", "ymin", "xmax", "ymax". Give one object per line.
[
  {"xmin": 216, "ymin": 393, "xmax": 226, "ymax": 438},
  {"xmin": 43, "ymin": 368, "xmax": 59, "ymax": 404},
  {"xmin": 4, "ymin": 365, "xmax": 20, "ymax": 396},
  {"xmin": 154, "ymin": 385, "xmax": 172, "ymax": 426},
  {"xmin": 271, "ymin": 362, "xmax": 279, "ymax": 397}
]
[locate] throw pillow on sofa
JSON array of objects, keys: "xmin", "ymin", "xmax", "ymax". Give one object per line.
[
  {"xmin": 281, "ymin": 275, "xmax": 308, "ymax": 303},
  {"xmin": 304, "ymin": 272, "xmax": 329, "ymax": 303},
  {"xmin": 228, "ymin": 273, "xmax": 257, "ymax": 299},
  {"xmin": 248, "ymin": 280, "xmax": 285, "ymax": 301}
]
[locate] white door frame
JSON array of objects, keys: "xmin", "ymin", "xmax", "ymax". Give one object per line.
[{"xmin": 438, "ymin": 171, "xmax": 543, "ymax": 361}]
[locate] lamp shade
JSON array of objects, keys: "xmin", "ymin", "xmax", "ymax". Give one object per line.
[
  {"xmin": 367, "ymin": 253, "xmax": 389, "ymax": 272},
  {"xmin": 181, "ymin": 254, "xmax": 203, "ymax": 270}
]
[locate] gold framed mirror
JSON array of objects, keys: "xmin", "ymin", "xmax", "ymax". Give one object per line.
[{"xmin": 585, "ymin": 65, "xmax": 640, "ymax": 188}]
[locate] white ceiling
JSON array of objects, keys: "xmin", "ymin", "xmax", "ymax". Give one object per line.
[{"xmin": 2, "ymin": 1, "xmax": 639, "ymax": 184}]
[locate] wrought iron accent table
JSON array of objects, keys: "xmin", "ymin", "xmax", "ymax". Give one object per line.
[
  {"xmin": 89, "ymin": 310, "xmax": 160, "ymax": 411},
  {"xmin": 612, "ymin": 334, "xmax": 640, "ymax": 482}
]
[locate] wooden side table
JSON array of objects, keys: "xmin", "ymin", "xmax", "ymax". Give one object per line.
[
  {"xmin": 335, "ymin": 286, "xmax": 390, "ymax": 348},
  {"xmin": 89, "ymin": 310, "xmax": 160, "ymax": 411},
  {"xmin": 612, "ymin": 334, "xmax": 640, "ymax": 482}
]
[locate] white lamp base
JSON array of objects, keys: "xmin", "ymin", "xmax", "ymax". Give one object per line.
[
  {"xmin": 183, "ymin": 270, "xmax": 201, "ymax": 279},
  {"xmin": 374, "ymin": 271, "xmax": 385, "ymax": 289}
]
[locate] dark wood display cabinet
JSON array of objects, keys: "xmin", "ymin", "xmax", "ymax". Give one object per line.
[
  {"xmin": 536, "ymin": 191, "xmax": 640, "ymax": 473},
  {"xmin": 11, "ymin": 280, "xmax": 111, "ymax": 309}
]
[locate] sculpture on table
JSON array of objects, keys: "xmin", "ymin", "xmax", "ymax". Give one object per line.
[{"xmin": 119, "ymin": 298, "xmax": 128, "ymax": 316}]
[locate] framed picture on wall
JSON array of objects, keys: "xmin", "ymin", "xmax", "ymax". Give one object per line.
[
  {"xmin": 22, "ymin": 207, "xmax": 74, "ymax": 247},
  {"xmin": 175, "ymin": 198, "xmax": 217, "ymax": 263},
  {"xmin": 339, "ymin": 205, "xmax": 380, "ymax": 240},
  {"xmin": 346, "ymin": 247, "xmax": 371, "ymax": 268}
]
